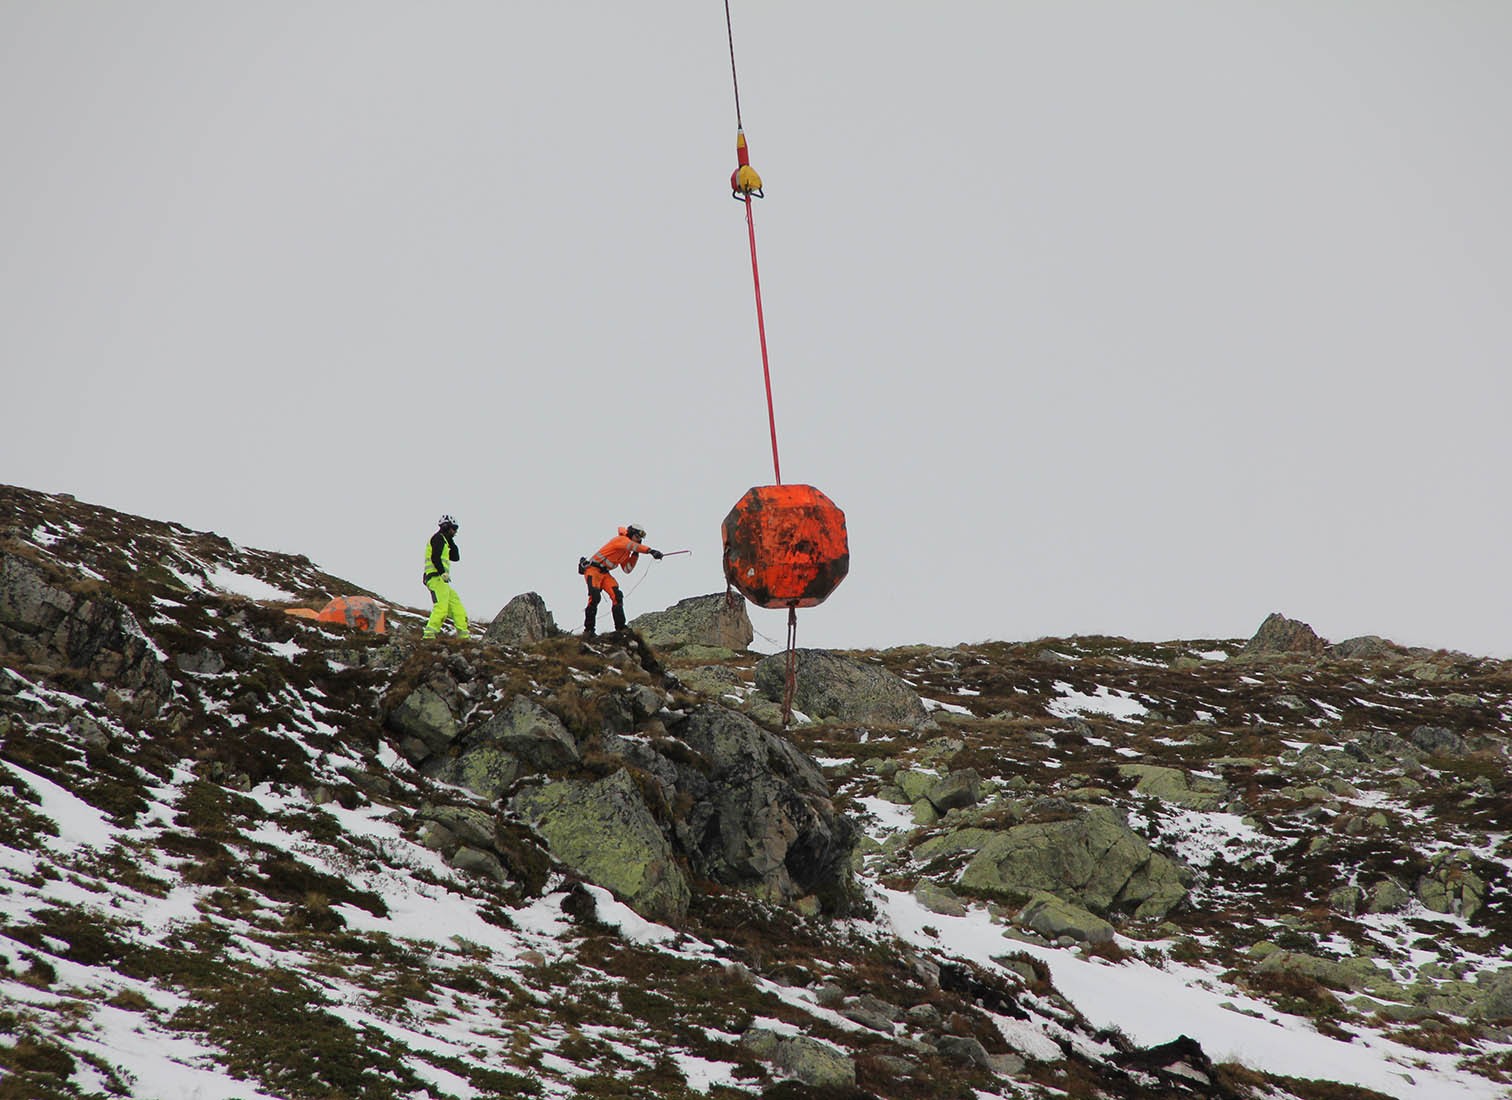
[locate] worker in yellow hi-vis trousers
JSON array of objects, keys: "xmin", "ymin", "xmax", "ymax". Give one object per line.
[{"xmin": 422, "ymin": 514, "xmax": 469, "ymax": 640}]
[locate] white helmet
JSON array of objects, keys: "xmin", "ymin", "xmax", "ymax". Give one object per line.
[
  {"xmin": 625, "ymin": 523, "xmax": 646, "ymax": 541},
  {"xmin": 438, "ymin": 514, "xmax": 458, "ymax": 530}
]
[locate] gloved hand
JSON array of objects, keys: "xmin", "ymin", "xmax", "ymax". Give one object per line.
[{"xmin": 650, "ymin": 550, "xmax": 663, "ymax": 560}]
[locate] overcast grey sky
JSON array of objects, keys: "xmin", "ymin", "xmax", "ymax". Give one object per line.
[{"xmin": 4, "ymin": 2, "xmax": 1509, "ymax": 656}]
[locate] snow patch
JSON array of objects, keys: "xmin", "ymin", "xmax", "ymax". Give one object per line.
[
  {"xmin": 1, "ymin": 760, "xmax": 120, "ymax": 852},
  {"xmin": 204, "ymin": 566, "xmax": 296, "ymax": 602},
  {"xmin": 1047, "ymin": 683, "xmax": 1149, "ymax": 721}
]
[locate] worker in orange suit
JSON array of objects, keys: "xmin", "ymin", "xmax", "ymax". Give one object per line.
[{"xmin": 580, "ymin": 524, "xmax": 662, "ymax": 638}]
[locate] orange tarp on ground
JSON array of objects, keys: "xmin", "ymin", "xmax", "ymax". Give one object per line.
[
  {"xmin": 722, "ymin": 484, "xmax": 849, "ymax": 609},
  {"xmin": 317, "ymin": 596, "xmax": 387, "ymax": 633},
  {"xmin": 285, "ymin": 596, "xmax": 387, "ymax": 633}
]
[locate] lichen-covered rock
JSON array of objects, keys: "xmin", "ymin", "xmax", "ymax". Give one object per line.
[
  {"xmin": 1471, "ymin": 969, "xmax": 1512, "ymax": 1021},
  {"xmin": 385, "ymin": 683, "xmax": 459, "ymax": 761},
  {"xmin": 914, "ymin": 880, "xmax": 968, "ymax": 918},
  {"xmin": 512, "ymin": 768, "xmax": 690, "ymax": 924},
  {"xmin": 740, "ymin": 1027, "xmax": 780, "ymax": 1059},
  {"xmin": 630, "ymin": 592, "xmax": 753, "ymax": 652},
  {"xmin": 773, "ymin": 1034, "xmax": 856, "ymax": 1088},
  {"xmin": 958, "ymin": 806, "xmax": 1188, "ymax": 919},
  {"xmin": 1329, "ymin": 885, "xmax": 1364, "ymax": 916},
  {"xmin": 1416, "ymin": 852, "xmax": 1486, "ymax": 922},
  {"xmin": 427, "ymin": 746, "xmax": 521, "ymax": 803},
  {"xmin": 474, "ymin": 696, "xmax": 579, "ymax": 771},
  {"xmin": 1255, "ymin": 950, "xmax": 1387, "ymax": 993},
  {"xmin": 896, "ymin": 769, "xmax": 935, "ymax": 803},
  {"xmin": 1118, "ymin": 764, "xmax": 1229, "ymax": 810},
  {"xmin": 1017, "ymin": 892, "xmax": 1115, "ymax": 945},
  {"xmin": 743, "ymin": 1027, "xmax": 857, "ymax": 1086},
  {"xmin": 754, "ymin": 648, "xmax": 933, "ymax": 728},
  {"xmin": 485, "ymin": 592, "xmax": 556, "ymax": 646},
  {"xmin": 670, "ymin": 664, "xmax": 745, "ymax": 702},
  {"xmin": 913, "ymin": 828, "xmax": 999, "ymax": 865},
  {"xmin": 1367, "ymin": 878, "xmax": 1413, "ymax": 915}
]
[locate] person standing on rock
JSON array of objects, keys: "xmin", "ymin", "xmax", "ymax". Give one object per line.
[
  {"xmin": 580, "ymin": 524, "xmax": 662, "ymax": 637},
  {"xmin": 423, "ymin": 514, "xmax": 469, "ymax": 640}
]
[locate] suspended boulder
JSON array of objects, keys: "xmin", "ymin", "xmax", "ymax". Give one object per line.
[
  {"xmin": 286, "ymin": 595, "xmax": 387, "ymax": 633},
  {"xmin": 722, "ymin": 485, "xmax": 848, "ymax": 609}
]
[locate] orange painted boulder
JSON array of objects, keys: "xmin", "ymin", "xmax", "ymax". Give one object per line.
[{"xmin": 722, "ymin": 484, "xmax": 849, "ymax": 609}]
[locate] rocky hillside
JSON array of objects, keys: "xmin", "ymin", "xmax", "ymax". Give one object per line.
[{"xmin": 2, "ymin": 483, "xmax": 1509, "ymax": 1100}]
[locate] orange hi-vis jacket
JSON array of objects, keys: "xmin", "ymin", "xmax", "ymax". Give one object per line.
[{"xmin": 587, "ymin": 529, "xmax": 653, "ymax": 576}]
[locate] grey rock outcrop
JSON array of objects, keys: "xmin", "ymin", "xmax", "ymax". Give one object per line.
[
  {"xmin": 630, "ymin": 592, "xmax": 753, "ymax": 653},
  {"xmin": 667, "ymin": 705, "xmax": 857, "ymax": 912},
  {"xmin": 512, "ymin": 768, "xmax": 691, "ymax": 924},
  {"xmin": 1240, "ymin": 612, "xmax": 1327, "ymax": 658},
  {"xmin": 936, "ymin": 1035, "xmax": 992, "ymax": 1068},
  {"xmin": 754, "ymin": 648, "xmax": 933, "ymax": 728},
  {"xmin": 485, "ymin": 592, "xmax": 557, "ymax": 646},
  {"xmin": 1407, "ymin": 724, "xmax": 1469, "ymax": 756},
  {"xmin": 382, "ymin": 656, "xmax": 856, "ymax": 918},
  {"xmin": 927, "ymin": 769, "xmax": 983, "ymax": 813},
  {"xmin": 957, "ymin": 806, "xmax": 1189, "ymax": 919},
  {"xmin": 839, "ymin": 994, "xmax": 902, "ymax": 1033},
  {"xmin": 0, "ymin": 549, "xmax": 172, "ymax": 714},
  {"xmin": 1330, "ymin": 635, "xmax": 1396, "ymax": 659}
]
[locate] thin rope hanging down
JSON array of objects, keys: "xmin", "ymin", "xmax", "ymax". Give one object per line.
[
  {"xmin": 724, "ymin": 0, "xmax": 779, "ymax": 486},
  {"xmin": 781, "ymin": 608, "xmax": 799, "ymax": 726},
  {"xmin": 724, "ymin": 0, "xmax": 808, "ymax": 727},
  {"xmin": 744, "ymin": 194, "xmax": 781, "ymax": 487}
]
